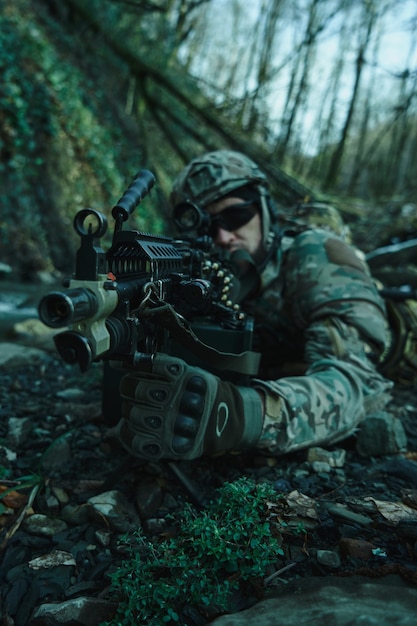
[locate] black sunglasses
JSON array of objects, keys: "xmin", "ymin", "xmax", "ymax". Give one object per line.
[{"xmin": 208, "ymin": 201, "xmax": 258, "ymax": 237}]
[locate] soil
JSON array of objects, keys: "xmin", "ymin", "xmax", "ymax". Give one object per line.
[{"xmin": 1, "ymin": 347, "xmax": 417, "ymax": 625}]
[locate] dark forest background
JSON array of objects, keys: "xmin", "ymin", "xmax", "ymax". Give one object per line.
[{"xmin": 1, "ymin": 0, "xmax": 416, "ymax": 280}]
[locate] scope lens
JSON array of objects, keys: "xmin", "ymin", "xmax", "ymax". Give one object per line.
[{"xmin": 173, "ymin": 201, "xmax": 209, "ymax": 233}]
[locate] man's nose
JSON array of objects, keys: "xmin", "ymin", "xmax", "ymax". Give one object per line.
[{"xmin": 215, "ymin": 227, "xmax": 234, "ymax": 245}]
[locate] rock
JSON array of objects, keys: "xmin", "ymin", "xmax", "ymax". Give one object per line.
[
  {"xmin": 0, "ymin": 262, "xmax": 12, "ymax": 277},
  {"xmin": 32, "ymin": 596, "xmax": 117, "ymax": 625},
  {"xmin": 28, "ymin": 550, "xmax": 76, "ymax": 570},
  {"xmin": 95, "ymin": 529, "xmax": 111, "ymax": 547},
  {"xmin": 56, "ymin": 387, "xmax": 85, "ymax": 401},
  {"xmin": 87, "ymin": 490, "xmax": 141, "ymax": 532},
  {"xmin": 0, "ymin": 342, "xmax": 46, "ymax": 367},
  {"xmin": 11, "ymin": 318, "xmax": 58, "ymax": 351},
  {"xmin": 210, "ymin": 576, "xmax": 417, "ymax": 625},
  {"xmin": 307, "ymin": 447, "xmax": 346, "ymax": 468},
  {"xmin": 339, "ymin": 537, "xmax": 375, "ymax": 561},
  {"xmin": 7, "ymin": 416, "xmax": 32, "ymax": 446},
  {"xmin": 316, "ymin": 549, "xmax": 341, "ymax": 568},
  {"xmin": 310, "ymin": 461, "xmax": 331, "ymax": 473},
  {"xmin": 23, "ymin": 514, "xmax": 68, "ymax": 537},
  {"xmin": 321, "ymin": 501, "xmax": 373, "ymax": 526},
  {"xmin": 0, "ymin": 444, "xmax": 16, "ymax": 462},
  {"xmin": 379, "ymin": 458, "xmax": 417, "ymax": 487},
  {"xmin": 356, "ymin": 411, "xmax": 407, "ymax": 457}
]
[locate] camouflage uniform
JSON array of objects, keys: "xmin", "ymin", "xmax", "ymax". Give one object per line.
[
  {"xmin": 171, "ymin": 150, "xmax": 393, "ymax": 456},
  {"xmin": 247, "ymin": 228, "xmax": 392, "ymax": 454}
]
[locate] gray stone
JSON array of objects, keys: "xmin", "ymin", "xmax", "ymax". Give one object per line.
[
  {"xmin": 316, "ymin": 549, "xmax": 341, "ymax": 569},
  {"xmin": 211, "ymin": 576, "xmax": 417, "ymax": 625},
  {"xmin": 321, "ymin": 501, "xmax": 373, "ymax": 526},
  {"xmin": 56, "ymin": 387, "xmax": 85, "ymax": 401},
  {"xmin": 28, "ymin": 549, "xmax": 76, "ymax": 570},
  {"xmin": 11, "ymin": 318, "xmax": 58, "ymax": 351},
  {"xmin": 356, "ymin": 411, "xmax": 407, "ymax": 457},
  {"xmin": 33, "ymin": 596, "xmax": 117, "ymax": 625},
  {"xmin": 0, "ymin": 342, "xmax": 46, "ymax": 367},
  {"xmin": 311, "ymin": 461, "xmax": 331, "ymax": 473},
  {"xmin": 7, "ymin": 416, "xmax": 32, "ymax": 447},
  {"xmin": 307, "ymin": 446, "xmax": 346, "ymax": 468},
  {"xmin": 23, "ymin": 513, "xmax": 68, "ymax": 537},
  {"xmin": 0, "ymin": 262, "xmax": 12, "ymax": 277}
]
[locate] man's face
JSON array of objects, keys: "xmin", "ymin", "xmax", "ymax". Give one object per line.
[{"xmin": 206, "ymin": 196, "xmax": 264, "ymax": 259}]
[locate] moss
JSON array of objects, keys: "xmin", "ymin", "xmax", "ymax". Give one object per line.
[{"xmin": 0, "ymin": 0, "xmax": 167, "ymax": 278}]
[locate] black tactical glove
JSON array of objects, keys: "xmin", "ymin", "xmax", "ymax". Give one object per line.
[{"xmin": 114, "ymin": 354, "xmax": 263, "ymax": 461}]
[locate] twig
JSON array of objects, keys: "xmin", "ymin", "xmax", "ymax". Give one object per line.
[
  {"xmin": 264, "ymin": 561, "xmax": 297, "ymax": 585},
  {"xmin": 0, "ymin": 484, "xmax": 40, "ymax": 552}
]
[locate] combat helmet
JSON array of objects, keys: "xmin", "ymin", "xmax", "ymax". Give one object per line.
[
  {"xmin": 170, "ymin": 150, "xmax": 269, "ymax": 208},
  {"xmin": 170, "ymin": 150, "xmax": 279, "ymax": 254}
]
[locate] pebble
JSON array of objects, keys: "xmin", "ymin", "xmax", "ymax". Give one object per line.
[
  {"xmin": 33, "ymin": 596, "xmax": 117, "ymax": 625},
  {"xmin": 316, "ymin": 549, "xmax": 341, "ymax": 569},
  {"xmin": 321, "ymin": 502, "xmax": 373, "ymax": 526},
  {"xmin": 311, "ymin": 461, "xmax": 332, "ymax": 473},
  {"xmin": 7, "ymin": 416, "xmax": 32, "ymax": 447},
  {"xmin": 339, "ymin": 537, "xmax": 375, "ymax": 561},
  {"xmin": 23, "ymin": 514, "xmax": 68, "ymax": 537},
  {"xmin": 28, "ymin": 549, "xmax": 76, "ymax": 570},
  {"xmin": 307, "ymin": 446, "xmax": 346, "ymax": 468},
  {"xmin": 56, "ymin": 388, "xmax": 86, "ymax": 401}
]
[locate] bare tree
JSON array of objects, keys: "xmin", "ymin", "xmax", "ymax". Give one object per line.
[{"xmin": 323, "ymin": 0, "xmax": 381, "ymax": 190}]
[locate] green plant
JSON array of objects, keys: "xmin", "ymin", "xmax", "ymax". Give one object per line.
[{"xmin": 102, "ymin": 477, "xmax": 285, "ymax": 626}]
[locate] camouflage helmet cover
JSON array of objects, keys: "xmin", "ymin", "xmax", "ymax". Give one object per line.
[{"xmin": 169, "ymin": 150, "xmax": 269, "ymax": 209}]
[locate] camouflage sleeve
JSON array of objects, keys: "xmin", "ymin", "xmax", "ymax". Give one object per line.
[
  {"xmin": 252, "ymin": 230, "xmax": 393, "ymax": 455},
  {"xmin": 253, "ymin": 316, "xmax": 393, "ymax": 454}
]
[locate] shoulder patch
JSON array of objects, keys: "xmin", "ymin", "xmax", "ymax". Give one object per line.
[{"xmin": 325, "ymin": 238, "xmax": 366, "ymax": 273}]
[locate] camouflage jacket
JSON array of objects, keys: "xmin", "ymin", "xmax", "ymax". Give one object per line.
[{"xmin": 243, "ymin": 228, "xmax": 393, "ymax": 455}]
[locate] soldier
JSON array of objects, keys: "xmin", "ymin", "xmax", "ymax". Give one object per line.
[{"xmin": 115, "ymin": 150, "xmax": 393, "ymax": 460}]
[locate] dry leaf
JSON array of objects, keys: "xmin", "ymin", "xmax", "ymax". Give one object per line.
[
  {"xmin": 365, "ymin": 497, "xmax": 417, "ymax": 523},
  {"xmin": 285, "ymin": 490, "xmax": 319, "ymax": 520},
  {"xmin": 0, "ymin": 486, "xmax": 28, "ymax": 509}
]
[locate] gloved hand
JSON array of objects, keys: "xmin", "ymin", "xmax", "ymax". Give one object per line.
[{"xmin": 114, "ymin": 353, "xmax": 263, "ymax": 461}]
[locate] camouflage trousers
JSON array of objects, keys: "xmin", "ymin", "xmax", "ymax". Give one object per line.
[{"xmin": 253, "ymin": 317, "xmax": 393, "ymax": 455}]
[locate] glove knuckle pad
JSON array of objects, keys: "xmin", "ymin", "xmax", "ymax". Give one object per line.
[
  {"xmin": 179, "ymin": 391, "xmax": 204, "ymax": 417},
  {"xmin": 187, "ymin": 375, "xmax": 207, "ymax": 394},
  {"xmin": 174, "ymin": 413, "xmax": 200, "ymax": 436},
  {"xmin": 172, "ymin": 435, "xmax": 194, "ymax": 454}
]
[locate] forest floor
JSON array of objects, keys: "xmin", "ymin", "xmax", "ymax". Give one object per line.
[{"xmin": 1, "ymin": 336, "xmax": 417, "ymax": 625}]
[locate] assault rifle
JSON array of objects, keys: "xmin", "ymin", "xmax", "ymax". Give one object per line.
[{"xmin": 38, "ymin": 171, "xmax": 260, "ymax": 386}]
